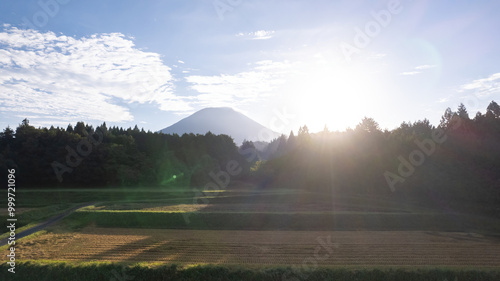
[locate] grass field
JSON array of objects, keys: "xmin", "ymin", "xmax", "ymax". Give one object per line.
[
  {"xmin": 57, "ymin": 208, "xmax": 500, "ymax": 233},
  {"xmin": 1, "ymin": 262, "xmax": 499, "ymax": 281},
  {"xmin": 2, "ymin": 187, "xmax": 500, "ymax": 280}
]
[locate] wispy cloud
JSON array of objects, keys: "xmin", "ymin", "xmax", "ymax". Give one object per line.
[
  {"xmin": 400, "ymin": 64, "xmax": 437, "ymax": 75},
  {"xmin": 400, "ymin": 71, "xmax": 421, "ymax": 76},
  {"xmin": 460, "ymin": 73, "xmax": 500, "ymax": 96},
  {"xmin": 0, "ymin": 25, "xmax": 192, "ymax": 125},
  {"xmin": 369, "ymin": 53, "xmax": 387, "ymax": 60},
  {"xmin": 415, "ymin": 64, "xmax": 437, "ymax": 70},
  {"xmin": 185, "ymin": 60, "xmax": 292, "ymax": 107},
  {"xmin": 236, "ymin": 30, "xmax": 275, "ymax": 40}
]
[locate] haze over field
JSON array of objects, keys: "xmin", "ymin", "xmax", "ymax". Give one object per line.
[
  {"xmin": 1, "ymin": 1, "xmax": 500, "ymax": 133},
  {"xmin": 1, "ymin": 2, "xmax": 500, "ymax": 280}
]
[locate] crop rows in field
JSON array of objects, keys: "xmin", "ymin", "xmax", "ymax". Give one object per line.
[
  {"xmin": 94, "ymin": 202, "xmax": 411, "ymax": 213},
  {"xmin": 13, "ymin": 227, "xmax": 500, "ymax": 267}
]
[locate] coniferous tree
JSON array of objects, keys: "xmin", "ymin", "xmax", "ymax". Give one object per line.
[
  {"xmin": 439, "ymin": 107, "xmax": 455, "ymax": 129},
  {"xmin": 487, "ymin": 101, "xmax": 500, "ymax": 118},
  {"xmin": 457, "ymin": 103, "xmax": 469, "ymax": 120}
]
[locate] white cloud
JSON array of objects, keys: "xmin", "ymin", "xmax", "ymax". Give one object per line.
[
  {"xmin": 236, "ymin": 30, "xmax": 275, "ymax": 40},
  {"xmin": 400, "ymin": 71, "xmax": 421, "ymax": 76},
  {"xmin": 369, "ymin": 53, "xmax": 387, "ymax": 60},
  {"xmin": 400, "ymin": 64, "xmax": 437, "ymax": 75},
  {"xmin": 185, "ymin": 60, "xmax": 292, "ymax": 107},
  {"xmin": 0, "ymin": 25, "xmax": 192, "ymax": 124},
  {"xmin": 415, "ymin": 64, "xmax": 437, "ymax": 70},
  {"xmin": 460, "ymin": 73, "xmax": 500, "ymax": 97},
  {"xmin": 252, "ymin": 30, "xmax": 275, "ymax": 40}
]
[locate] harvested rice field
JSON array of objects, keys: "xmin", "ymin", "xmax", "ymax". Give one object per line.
[
  {"xmin": 90, "ymin": 202, "xmax": 413, "ymax": 213},
  {"xmin": 13, "ymin": 226, "xmax": 500, "ymax": 267}
]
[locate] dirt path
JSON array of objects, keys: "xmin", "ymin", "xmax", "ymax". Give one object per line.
[{"xmin": 0, "ymin": 203, "xmax": 94, "ymax": 247}]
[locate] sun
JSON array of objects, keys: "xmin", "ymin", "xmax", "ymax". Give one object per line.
[{"xmin": 288, "ymin": 60, "xmax": 380, "ymax": 132}]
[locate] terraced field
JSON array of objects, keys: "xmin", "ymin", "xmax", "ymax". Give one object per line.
[
  {"xmin": 14, "ymin": 226, "xmax": 500, "ymax": 267},
  {"xmin": 5, "ymin": 188, "xmax": 500, "ymax": 274}
]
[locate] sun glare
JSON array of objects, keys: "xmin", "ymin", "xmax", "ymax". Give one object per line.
[{"xmin": 289, "ymin": 60, "xmax": 381, "ymax": 132}]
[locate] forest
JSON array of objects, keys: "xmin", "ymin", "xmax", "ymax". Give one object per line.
[{"xmin": 1, "ymin": 101, "xmax": 500, "ymax": 215}]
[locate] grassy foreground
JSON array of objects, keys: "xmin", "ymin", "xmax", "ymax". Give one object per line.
[
  {"xmin": 1, "ymin": 262, "xmax": 500, "ymax": 281},
  {"xmin": 4, "ymin": 188, "xmax": 500, "ymax": 279}
]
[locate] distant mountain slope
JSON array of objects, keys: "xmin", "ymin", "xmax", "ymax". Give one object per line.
[{"xmin": 159, "ymin": 107, "xmax": 280, "ymax": 144}]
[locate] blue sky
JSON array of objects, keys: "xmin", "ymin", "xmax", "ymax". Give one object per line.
[{"xmin": 1, "ymin": 0, "xmax": 500, "ymax": 136}]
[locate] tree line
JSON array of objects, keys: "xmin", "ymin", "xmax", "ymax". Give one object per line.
[
  {"xmin": 1, "ymin": 101, "xmax": 500, "ymax": 214},
  {"xmin": 0, "ymin": 119, "xmax": 249, "ymax": 187},
  {"xmin": 247, "ymin": 101, "xmax": 500, "ymax": 215}
]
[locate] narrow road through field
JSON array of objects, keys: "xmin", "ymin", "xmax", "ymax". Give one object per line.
[{"xmin": 0, "ymin": 202, "xmax": 94, "ymax": 247}]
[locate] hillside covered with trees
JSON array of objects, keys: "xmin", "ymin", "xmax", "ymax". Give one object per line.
[
  {"xmin": 1, "ymin": 101, "xmax": 500, "ymax": 215},
  {"xmin": 250, "ymin": 101, "xmax": 500, "ymax": 216},
  {"xmin": 0, "ymin": 120, "xmax": 249, "ymax": 188}
]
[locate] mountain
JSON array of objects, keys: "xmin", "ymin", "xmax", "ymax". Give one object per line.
[{"xmin": 159, "ymin": 107, "xmax": 280, "ymax": 145}]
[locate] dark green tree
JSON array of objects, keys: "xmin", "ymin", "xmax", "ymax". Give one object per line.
[
  {"xmin": 457, "ymin": 103, "xmax": 469, "ymax": 120},
  {"xmin": 487, "ymin": 101, "xmax": 500, "ymax": 118}
]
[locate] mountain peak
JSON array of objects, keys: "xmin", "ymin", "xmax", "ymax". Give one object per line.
[
  {"xmin": 200, "ymin": 107, "xmax": 234, "ymax": 111},
  {"xmin": 159, "ymin": 107, "xmax": 279, "ymax": 144},
  {"xmin": 194, "ymin": 107, "xmax": 236, "ymax": 114}
]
